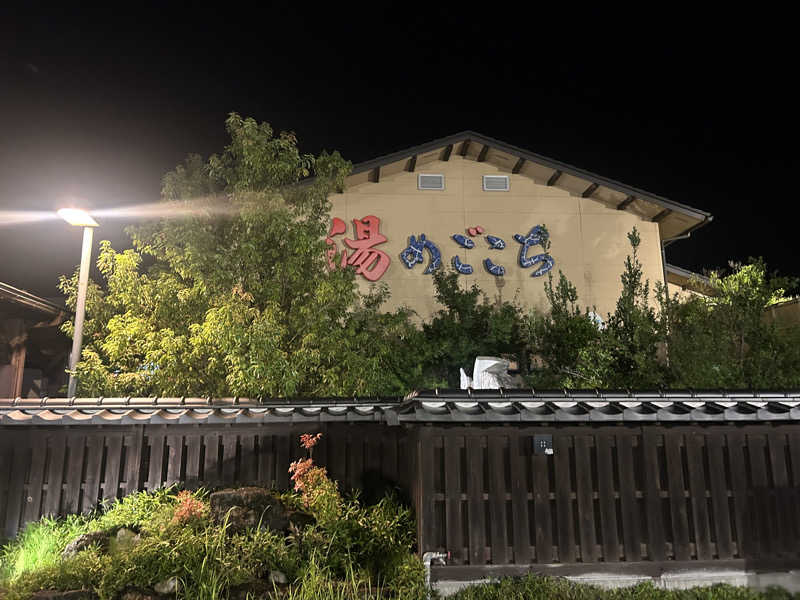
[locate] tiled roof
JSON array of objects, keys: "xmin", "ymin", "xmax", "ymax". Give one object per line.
[{"xmin": 2, "ymin": 390, "xmax": 800, "ymax": 425}]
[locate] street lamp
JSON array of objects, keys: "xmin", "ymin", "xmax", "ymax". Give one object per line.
[{"xmin": 57, "ymin": 208, "xmax": 99, "ymax": 397}]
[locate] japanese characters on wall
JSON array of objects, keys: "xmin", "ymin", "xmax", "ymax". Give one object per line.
[{"xmin": 326, "ymin": 216, "xmax": 555, "ymax": 282}]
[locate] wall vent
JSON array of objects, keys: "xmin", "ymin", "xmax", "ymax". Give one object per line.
[
  {"xmin": 418, "ymin": 174, "xmax": 445, "ymax": 190},
  {"xmin": 483, "ymin": 175, "xmax": 510, "ymax": 191}
]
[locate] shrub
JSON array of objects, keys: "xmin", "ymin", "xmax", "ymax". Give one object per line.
[
  {"xmin": 447, "ymin": 575, "xmax": 798, "ymax": 600},
  {"xmin": 172, "ymin": 490, "xmax": 210, "ymax": 526},
  {"xmin": 0, "ymin": 515, "xmax": 90, "ymax": 583},
  {"xmin": 2, "ymin": 548, "xmax": 110, "ymax": 600},
  {"xmin": 0, "ymin": 433, "xmax": 426, "ymax": 599},
  {"xmin": 92, "ymin": 486, "xmax": 179, "ymax": 533}
]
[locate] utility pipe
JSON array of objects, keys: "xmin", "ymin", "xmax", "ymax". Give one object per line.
[{"xmin": 422, "ymin": 551, "xmax": 449, "ymax": 598}]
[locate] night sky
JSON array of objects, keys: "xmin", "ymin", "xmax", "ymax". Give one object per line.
[{"xmin": 1, "ymin": 7, "xmax": 797, "ymax": 297}]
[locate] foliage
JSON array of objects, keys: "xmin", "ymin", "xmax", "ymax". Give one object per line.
[
  {"xmin": 2, "ymin": 548, "xmax": 110, "ymax": 600},
  {"xmin": 288, "ymin": 433, "xmax": 417, "ymax": 583},
  {"xmin": 57, "ymin": 113, "xmax": 800, "ymax": 396},
  {"xmin": 290, "ymin": 433, "xmax": 341, "ymax": 520},
  {"xmin": 448, "ymin": 575, "xmax": 799, "ymax": 600},
  {"xmin": 524, "ymin": 229, "xmax": 800, "ymax": 390},
  {"xmin": 92, "ymin": 487, "xmax": 180, "ymax": 533},
  {"xmin": 660, "ymin": 259, "xmax": 800, "ymax": 388},
  {"xmin": 419, "ymin": 269, "xmax": 527, "ymax": 387},
  {"xmin": 0, "ymin": 436, "xmax": 426, "ymax": 600},
  {"xmin": 525, "ymin": 270, "xmax": 601, "ymax": 387},
  {"xmin": 59, "ymin": 113, "xmax": 423, "ymax": 398},
  {"xmin": 569, "ymin": 228, "xmax": 666, "ymax": 388},
  {"xmin": 0, "ymin": 515, "xmax": 89, "ymax": 583},
  {"xmin": 172, "ymin": 490, "xmax": 211, "ymax": 525}
]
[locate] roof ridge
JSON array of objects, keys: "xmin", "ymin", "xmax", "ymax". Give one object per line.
[{"xmin": 346, "ymin": 131, "xmax": 712, "ymax": 223}]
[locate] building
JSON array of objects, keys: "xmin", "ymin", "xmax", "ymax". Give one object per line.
[
  {"xmin": 0, "ymin": 282, "xmax": 70, "ymax": 398},
  {"xmin": 4, "ymin": 135, "xmax": 800, "ymax": 592},
  {"xmin": 327, "ymin": 132, "xmax": 712, "ymax": 319},
  {"xmin": 665, "ymin": 263, "xmax": 712, "ymax": 299}
]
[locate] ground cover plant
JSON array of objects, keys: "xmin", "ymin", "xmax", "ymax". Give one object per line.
[
  {"xmin": 0, "ymin": 434, "xmax": 427, "ymax": 600},
  {"xmin": 448, "ymin": 575, "xmax": 800, "ymax": 600}
]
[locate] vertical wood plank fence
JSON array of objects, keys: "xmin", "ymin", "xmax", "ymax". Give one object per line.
[
  {"xmin": 2, "ymin": 422, "xmax": 800, "ymax": 572},
  {"xmin": 0, "ymin": 424, "xmax": 409, "ymax": 541},
  {"xmin": 412, "ymin": 425, "xmax": 800, "ymax": 568}
]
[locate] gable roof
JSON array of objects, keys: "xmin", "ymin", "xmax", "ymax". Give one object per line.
[{"xmin": 345, "ymin": 131, "xmax": 713, "ymax": 240}]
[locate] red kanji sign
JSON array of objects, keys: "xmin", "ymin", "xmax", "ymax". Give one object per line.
[{"xmin": 326, "ymin": 215, "xmax": 391, "ymax": 281}]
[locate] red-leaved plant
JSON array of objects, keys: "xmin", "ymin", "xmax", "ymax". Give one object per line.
[
  {"xmin": 288, "ymin": 433, "xmax": 340, "ymax": 519},
  {"xmin": 171, "ymin": 490, "xmax": 209, "ymax": 525}
]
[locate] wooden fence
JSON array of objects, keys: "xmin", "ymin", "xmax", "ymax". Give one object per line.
[
  {"xmin": 412, "ymin": 424, "xmax": 800, "ymax": 570},
  {"xmin": 0, "ymin": 423, "xmax": 410, "ymax": 540},
  {"xmin": 2, "ymin": 422, "xmax": 800, "ymax": 572}
]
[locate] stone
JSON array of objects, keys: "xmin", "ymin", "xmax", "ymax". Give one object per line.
[
  {"xmin": 61, "ymin": 531, "xmax": 108, "ymax": 559},
  {"xmin": 209, "ymin": 487, "xmax": 314, "ymax": 534},
  {"xmin": 268, "ymin": 570, "xmax": 289, "ymax": 585},
  {"xmin": 111, "ymin": 528, "xmax": 141, "ymax": 553},
  {"xmin": 154, "ymin": 576, "xmax": 179, "ymax": 595}
]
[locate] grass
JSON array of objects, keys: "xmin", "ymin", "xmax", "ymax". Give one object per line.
[
  {"xmin": 0, "ymin": 487, "xmax": 426, "ymax": 600},
  {"xmin": 0, "ymin": 515, "xmax": 89, "ymax": 583},
  {"xmin": 446, "ymin": 575, "xmax": 800, "ymax": 600}
]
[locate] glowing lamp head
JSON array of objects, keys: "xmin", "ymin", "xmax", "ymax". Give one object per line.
[{"xmin": 57, "ymin": 208, "xmax": 98, "ymax": 227}]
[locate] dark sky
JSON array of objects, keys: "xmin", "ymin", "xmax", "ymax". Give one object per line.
[{"xmin": 1, "ymin": 6, "xmax": 797, "ymax": 297}]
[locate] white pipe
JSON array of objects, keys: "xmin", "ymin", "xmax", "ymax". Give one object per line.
[{"xmin": 422, "ymin": 551, "xmax": 448, "ymax": 598}]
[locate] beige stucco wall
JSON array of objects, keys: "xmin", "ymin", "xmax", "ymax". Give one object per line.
[
  {"xmin": 329, "ymin": 156, "xmax": 665, "ymax": 320},
  {"xmin": 766, "ymin": 299, "xmax": 800, "ymax": 330}
]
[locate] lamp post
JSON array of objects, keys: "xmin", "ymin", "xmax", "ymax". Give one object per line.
[{"xmin": 57, "ymin": 208, "xmax": 99, "ymax": 397}]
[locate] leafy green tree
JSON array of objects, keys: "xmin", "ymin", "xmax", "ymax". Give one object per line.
[
  {"xmin": 583, "ymin": 227, "xmax": 666, "ymax": 388},
  {"xmin": 663, "ymin": 260, "xmax": 800, "ymax": 388},
  {"xmin": 418, "ymin": 270, "xmax": 527, "ymax": 388},
  {"xmin": 528, "ymin": 228, "xmax": 665, "ymax": 389},
  {"xmin": 524, "ymin": 271, "xmax": 600, "ymax": 388},
  {"xmin": 59, "ymin": 114, "xmax": 421, "ymax": 398}
]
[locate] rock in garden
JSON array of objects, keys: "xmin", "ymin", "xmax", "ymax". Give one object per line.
[
  {"xmin": 154, "ymin": 576, "xmax": 178, "ymax": 595},
  {"xmin": 112, "ymin": 527, "xmax": 141, "ymax": 552},
  {"xmin": 209, "ymin": 487, "xmax": 314, "ymax": 534},
  {"xmin": 268, "ymin": 570, "xmax": 288, "ymax": 585},
  {"xmin": 61, "ymin": 531, "xmax": 108, "ymax": 559}
]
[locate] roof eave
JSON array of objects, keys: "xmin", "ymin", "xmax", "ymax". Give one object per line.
[{"xmin": 348, "ymin": 130, "xmax": 713, "ymax": 224}]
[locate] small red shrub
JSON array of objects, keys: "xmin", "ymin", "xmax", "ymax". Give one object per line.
[
  {"xmin": 289, "ymin": 433, "xmax": 336, "ymax": 510},
  {"xmin": 300, "ymin": 433, "xmax": 322, "ymax": 451},
  {"xmin": 172, "ymin": 490, "xmax": 208, "ymax": 525}
]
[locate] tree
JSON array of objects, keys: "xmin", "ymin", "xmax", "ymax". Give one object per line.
[
  {"xmin": 525, "ymin": 228, "xmax": 665, "ymax": 389},
  {"xmin": 418, "ymin": 270, "xmax": 527, "ymax": 388},
  {"xmin": 582, "ymin": 227, "xmax": 666, "ymax": 388},
  {"xmin": 524, "ymin": 270, "xmax": 600, "ymax": 388},
  {"xmin": 662, "ymin": 260, "xmax": 800, "ymax": 388},
  {"xmin": 59, "ymin": 113, "xmax": 422, "ymax": 398}
]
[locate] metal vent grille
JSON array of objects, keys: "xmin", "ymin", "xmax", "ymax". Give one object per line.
[
  {"xmin": 418, "ymin": 174, "xmax": 445, "ymax": 190},
  {"xmin": 483, "ymin": 175, "xmax": 510, "ymax": 191}
]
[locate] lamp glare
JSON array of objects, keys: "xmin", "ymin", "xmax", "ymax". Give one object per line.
[{"xmin": 57, "ymin": 208, "xmax": 98, "ymax": 227}]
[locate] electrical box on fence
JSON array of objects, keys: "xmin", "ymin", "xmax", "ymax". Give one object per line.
[{"xmin": 533, "ymin": 434, "xmax": 553, "ymax": 455}]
